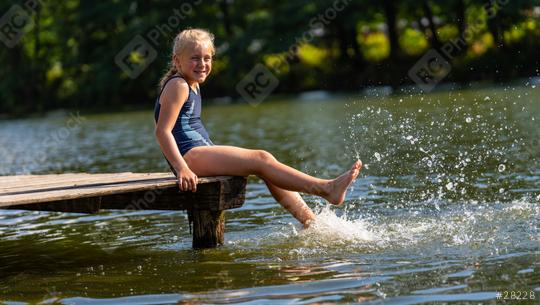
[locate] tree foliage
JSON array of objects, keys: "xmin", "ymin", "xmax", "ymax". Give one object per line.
[{"xmin": 0, "ymin": 0, "xmax": 538, "ymax": 115}]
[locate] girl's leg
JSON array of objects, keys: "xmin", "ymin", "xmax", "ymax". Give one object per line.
[
  {"xmin": 263, "ymin": 179, "xmax": 315, "ymax": 227},
  {"xmin": 184, "ymin": 145, "xmax": 361, "ymax": 205}
]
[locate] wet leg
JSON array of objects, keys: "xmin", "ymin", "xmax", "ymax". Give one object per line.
[{"xmin": 263, "ymin": 179, "xmax": 315, "ymax": 227}]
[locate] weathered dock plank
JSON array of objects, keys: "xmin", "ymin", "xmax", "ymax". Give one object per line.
[
  {"xmin": 0, "ymin": 173, "xmax": 142, "ymax": 192},
  {"xmin": 0, "ymin": 173, "xmax": 247, "ymax": 248},
  {"xmin": 0, "ymin": 173, "xmax": 232, "ymax": 206}
]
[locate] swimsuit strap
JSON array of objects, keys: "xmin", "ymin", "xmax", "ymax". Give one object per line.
[
  {"xmin": 158, "ymin": 75, "xmax": 199, "ymax": 100},
  {"xmin": 158, "ymin": 75, "xmax": 184, "ymax": 100}
]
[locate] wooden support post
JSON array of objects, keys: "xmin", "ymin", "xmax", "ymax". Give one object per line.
[{"xmin": 192, "ymin": 209, "xmax": 225, "ymax": 248}]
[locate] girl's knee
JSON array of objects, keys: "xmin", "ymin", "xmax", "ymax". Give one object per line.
[
  {"xmin": 255, "ymin": 150, "xmax": 276, "ymax": 163},
  {"xmin": 252, "ymin": 150, "xmax": 277, "ymax": 174}
]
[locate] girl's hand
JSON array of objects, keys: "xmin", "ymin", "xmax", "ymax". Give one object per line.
[{"xmin": 177, "ymin": 166, "xmax": 198, "ymax": 192}]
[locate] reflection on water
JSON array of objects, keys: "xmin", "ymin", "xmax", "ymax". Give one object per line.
[{"xmin": 0, "ymin": 84, "xmax": 539, "ymax": 304}]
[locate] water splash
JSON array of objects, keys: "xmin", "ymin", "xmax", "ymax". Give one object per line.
[
  {"xmin": 343, "ymin": 86, "xmax": 539, "ymax": 203},
  {"xmin": 299, "ymin": 205, "xmax": 374, "ymax": 245},
  {"xmin": 234, "ymin": 194, "xmax": 540, "ymax": 259}
]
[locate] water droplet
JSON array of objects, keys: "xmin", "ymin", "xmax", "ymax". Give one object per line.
[
  {"xmin": 484, "ymin": 96, "xmax": 491, "ymax": 101},
  {"xmin": 465, "ymin": 117, "xmax": 472, "ymax": 123},
  {"xmin": 498, "ymin": 164, "xmax": 506, "ymax": 172},
  {"xmin": 374, "ymin": 152, "xmax": 381, "ymax": 161},
  {"xmin": 446, "ymin": 182, "xmax": 454, "ymax": 190},
  {"xmin": 499, "ymin": 188, "xmax": 505, "ymax": 193}
]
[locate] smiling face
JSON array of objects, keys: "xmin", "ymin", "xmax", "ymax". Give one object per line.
[{"xmin": 174, "ymin": 41, "xmax": 213, "ymax": 86}]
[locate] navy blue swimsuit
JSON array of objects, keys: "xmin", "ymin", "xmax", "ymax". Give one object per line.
[{"xmin": 154, "ymin": 76, "xmax": 214, "ymax": 158}]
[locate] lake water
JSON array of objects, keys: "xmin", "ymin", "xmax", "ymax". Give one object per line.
[{"xmin": 0, "ymin": 84, "xmax": 538, "ymax": 304}]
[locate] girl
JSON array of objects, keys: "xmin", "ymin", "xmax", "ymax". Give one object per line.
[{"xmin": 154, "ymin": 28, "xmax": 362, "ymax": 227}]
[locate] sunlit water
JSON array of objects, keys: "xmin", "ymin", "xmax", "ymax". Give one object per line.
[{"xmin": 0, "ymin": 83, "xmax": 539, "ymax": 304}]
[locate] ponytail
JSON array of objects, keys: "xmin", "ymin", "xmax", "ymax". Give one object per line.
[{"xmin": 159, "ymin": 65, "xmax": 179, "ymax": 90}]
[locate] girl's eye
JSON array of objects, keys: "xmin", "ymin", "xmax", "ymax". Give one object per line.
[{"xmin": 191, "ymin": 56, "xmax": 212, "ymax": 62}]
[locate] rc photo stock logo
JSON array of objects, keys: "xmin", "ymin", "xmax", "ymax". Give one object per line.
[
  {"xmin": 0, "ymin": 4, "xmax": 35, "ymax": 48},
  {"xmin": 408, "ymin": 0, "xmax": 509, "ymax": 92},
  {"xmin": 408, "ymin": 49, "xmax": 452, "ymax": 92},
  {"xmin": 115, "ymin": 35, "xmax": 158, "ymax": 79},
  {"xmin": 236, "ymin": 63, "xmax": 279, "ymax": 106},
  {"xmin": 114, "ymin": 1, "xmax": 203, "ymax": 79}
]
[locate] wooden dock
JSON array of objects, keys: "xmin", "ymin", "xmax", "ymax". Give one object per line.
[{"xmin": 0, "ymin": 173, "xmax": 247, "ymax": 248}]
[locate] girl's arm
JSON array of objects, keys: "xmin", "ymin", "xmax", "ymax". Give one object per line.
[{"xmin": 155, "ymin": 78, "xmax": 198, "ymax": 192}]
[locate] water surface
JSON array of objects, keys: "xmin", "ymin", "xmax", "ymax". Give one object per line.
[{"xmin": 0, "ymin": 84, "xmax": 538, "ymax": 304}]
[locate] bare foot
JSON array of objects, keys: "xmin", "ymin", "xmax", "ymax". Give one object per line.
[{"xmin": 322, "ymin": 160, "xmax": 362, "ymax": 205}]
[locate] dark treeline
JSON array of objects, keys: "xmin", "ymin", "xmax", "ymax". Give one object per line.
[{"xmin": 0, "ymin": 0, "xmax": 538, "ymax": 115}]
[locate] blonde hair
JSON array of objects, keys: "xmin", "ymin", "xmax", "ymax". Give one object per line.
[{"xmin": 159, "ymin": 28, "xmax": 215, "ymax": 89}]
